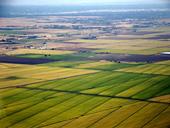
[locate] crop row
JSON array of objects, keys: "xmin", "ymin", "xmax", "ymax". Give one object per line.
[{"xmin": 117, "ymin": 64, "xmax": 170, "ymax": 75}]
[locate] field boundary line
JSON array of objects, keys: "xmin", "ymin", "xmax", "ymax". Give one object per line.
[
  {"xmin": 101, "ymin": 76, "xmax": 150, "ymax": 96},
  {"xmin": 112, "ymin": 103, "xmax": 149, "ymax": 128},
  {"xmin": 130, "ymin": 77, "xmax": 170, "ymax": 99},
  {"xmin": 32, "ymin": 96, "xmax": 98, "ymax": 128},
  {"xmin": 141, "ymin": 105, "xmax": 170, "ymax": 128},
  {"xmin": 59, "ymin": 98, "xmax": 111, "ymax": 128},
  {"xmin": 5, "ymin": 94, "xmax": 78, "ymax": 128},
  {"xmin": 86, "ymin": 107, "xmax": 121, "ymax": 128},
  {"xmin": 20, "ymin": 86, "xmax": 170, "ymax": 105},
  {"xmin": 114, "ymin": 70, "xmax": 170, "ymax": 76},
  {"xmin": 40, "ymin": 107, "xmax": 121, "ymax": 128},
  {"xmin": 0, "ymin": 72, "xmax": 98, "ymax": 90}
]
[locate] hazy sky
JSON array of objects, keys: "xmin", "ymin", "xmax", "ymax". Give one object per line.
[{"xmin": 0, "ymin": 0, "xmax": 169, "ymax": 5}]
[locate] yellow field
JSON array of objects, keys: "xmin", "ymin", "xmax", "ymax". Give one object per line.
[
  {"xmin": 143, "ymin": 106, "xmax": 170, "ymax": 128},
  {"xmin": 76, "ymin": 61, "xmax": 113, "ymax": 69},
  {"xmin": 116, "ymin": 103, "xmax": 168, "ymax": 128},
  {"xmin": 6, "ymin": 49, "xmax": 74, "ymax": 55},
  {"xmin": 68, "ymin": 39, "xmax": 170, "ymax": 49},
  {"xmin": 116, "ymin": 64, "xmax": 170, "ymax": 75},
  {"xmin": 88, "ymin": 102, "xmax": 148, "ymax": 128},
  {"xmin": 68, "ymin": 39, "xmax": 170, "ymax": 54},
  {"xmin": 150, "ymin": 95, "xmax": 170, "ymax": 103},
  {"xmin": 0, "ymin": 63, "xmax": 98, "ymax": 88},
  {"xmin": 155, "ymin": 60, "xmax": 170, "ymax": 65}
]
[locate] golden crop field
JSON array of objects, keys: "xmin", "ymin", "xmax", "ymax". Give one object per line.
[
  {"xmin": 155, "ymin": 60, "xmax": 170, "ymax": 65},
  {"xmin": 0, "ymin": 63, "xmax": 98, "ymax": 88},
  {"xmin": 6, "ymin": 49, "xmax": 75, "ymax": 55}
]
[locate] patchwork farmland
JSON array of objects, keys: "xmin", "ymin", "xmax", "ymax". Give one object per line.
[
  {"xmin": 1, "ymin": 3, "xmax": 170, "ymax": 128},
  {"xmin": 0, "ymin": 60, "xmax": 170, "ymax": 128}
]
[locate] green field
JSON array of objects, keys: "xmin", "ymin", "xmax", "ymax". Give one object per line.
[
  {"xmin": 0, "ymin": 60, "xmax": 170, "ymax": 128},
  {"xmin": 16, "ymin": 52, "xmax": 96, "ymax": 61}
]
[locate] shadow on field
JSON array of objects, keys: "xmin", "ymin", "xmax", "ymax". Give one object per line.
[{"xmin": 19, "ymin": 86, "xmax": 170, "ymax": 105}]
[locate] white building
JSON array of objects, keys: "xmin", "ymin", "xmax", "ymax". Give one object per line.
[{"xmin": 161, "ymin": 52, "xmax": 170, "ymax": 55}]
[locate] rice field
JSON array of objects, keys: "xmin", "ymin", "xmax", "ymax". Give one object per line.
[
  {"xmin": 0, "ymin": 63, "xmax": 98, "ymax": 88},
  {"xmin": 116, "ymin": 64, "xmax": 170, "ymax": 75},
  {"xmin": 0, "ymin": 61, "xmax": 170, "ymax": 128}
]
